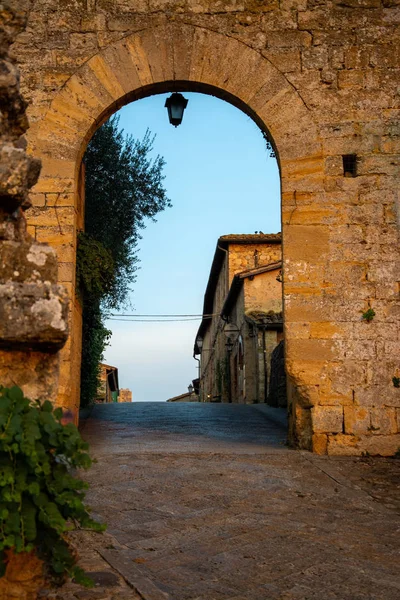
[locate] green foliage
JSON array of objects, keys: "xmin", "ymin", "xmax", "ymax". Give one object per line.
[
  {"xmin": 84, "ymin": 115, "xmax": 170, "ymax": 310},
  {"xmin": 392, "ymin": 376, "xmax": 400, "ymax": 388},
  {"xmin": 80, "ymin": 304, "xmax": 111, "ymax": 408},
  {"xmin": 0, "ymin": 385, "xmax": 105, "ymax": 585},
  {"xmin": 361, "ymin": 308, "xmax": 376, "ymax": 323},
  {"xmin": 78, "ymin": 116, "xmax": 170, "ymax": 407},
  {"xmin": 76, "ymin": 233, "xmax": 115, "ymax": 301}
]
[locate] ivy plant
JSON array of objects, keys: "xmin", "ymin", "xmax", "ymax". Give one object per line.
[
  {"xmin": 76, "ymin": 232, "xmax": 115, "ymax": 301},
  {"xmin": 0, "ymin": 385, "xmax": 105, "ymax": 587}
]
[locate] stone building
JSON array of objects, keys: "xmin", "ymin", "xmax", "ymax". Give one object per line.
[
  {"xmin": 96, "ymin": 363, "xmax": 119, "ymax": 403},
  {"xmin": 194, "ymin": 234, "xmax": 283, "ymax": 405},
  {"xmin": 119, "ymin": 388, "xmax": 132, "ymax": 403},
  {"xmin": 167, "ymin": 390, "xmax": 199, "ymax": 402},
  {"xmin": 6, "ymin": 0, "xmax": 400, "ymax": 454}
]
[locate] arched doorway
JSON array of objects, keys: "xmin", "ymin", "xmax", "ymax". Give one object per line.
[{"xmin": 26, "ymin": 23, "xmax": 327, "ymax": 451}]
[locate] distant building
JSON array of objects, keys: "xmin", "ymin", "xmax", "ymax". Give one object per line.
[
  {"xmin": 167, "ymin": 389, "xmax": 199, "ymax": 403},
  {"xmin": 97, "ymin": 363, "xmax": 119, "ymax": 403},
  {"xmin": 119, "ymin": 388, "xmax": 132, "ymax": 403},
  {"xmin": 194, "ymin": 234, "xmax": 285, "ymax": 405}
]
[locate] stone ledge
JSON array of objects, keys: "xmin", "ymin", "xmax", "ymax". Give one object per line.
[{"xmin": 0, "ymin": 281, "xmax": 68, "ymax": 351}]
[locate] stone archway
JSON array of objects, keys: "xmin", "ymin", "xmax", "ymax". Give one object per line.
[{"xmin": 21, "ymin": 19, "xmax": 400, "ymax": 456}]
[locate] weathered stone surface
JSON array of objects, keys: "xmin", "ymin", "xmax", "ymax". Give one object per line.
[
  {"xmin": 0, "ymin": 143, "xmax": 41, "ymax": 210},
  {"xmin": 0, "ymin": 2, "xmax": 69, "ymax": 400},
  {"xmin": 0, "ymin": 240, "xmax": 57, "ymax": 281},
  {"xmin": 4, "ymin": 0, "xmax": 399, "ymax": 452},
  {"xmin": 311, "ymin": 405, "xmax": 344, "ymax": 434},
  {"xmin": 0, "ymin": 281, "xmax": 68, "ymax": 351}
]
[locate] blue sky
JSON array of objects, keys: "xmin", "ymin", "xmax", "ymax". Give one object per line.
[{"xmin": 103, "ymin": 92, "xmax": 281, "ymax": 401}]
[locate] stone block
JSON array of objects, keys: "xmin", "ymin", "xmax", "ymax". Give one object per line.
[
  {"xmin": 362, "ymin": 434, "xmax": 400, "ymax": 456},
  {"xmin": 302, "ymin": 47, "xmax": 328, "ymax": 70},
  {"xmin": 25, "ymin": 206, "xmax": 75, "ymax": 228},
  {"xmin": 344, "ymin": 406, "xmax": 370, "ymax": 434},
  {"xmin": 309, "ymin": 322, "xmax": 344, "ymax": 339},
  {"xmin": 287, "ymin": 339, "xmax": 336, "ymax": 362},
  {"xmin": 70, "ymin": 33, "xmax": 98, "ymax": 51},
  {"xmin": 370, "ymin": 408, "xmax": 397, "ymax": 435},
  {"xmin": 345, "ymin": 47, "xmax": 370, "ymax": 70},
  {"xmin": 326, "ymin": 434, "xmax": 363, "ymax": 456},
  {"xmin": 312, "ymin": 433, "xmax": 328, "ymax": 455},
  {"xmin": 284, "ymin": 225, "xmax": 330, "ymax": 262},
  {"xmin": 311, "ymin": 405, "xmax": 343, "ymax": 434},
  {"xmin": 298, "ymin": 9, "xmax": 327, "ymax": 30},
  {"xmin": 328, "ymin": 433, "xmax": 400, "ymax": 456},
  {"xmin": 58, "ymin": 262, "xmax": 75, "ymax": 284},
  {"xmin": 285, "ymin": 359, "xmax": 328, "ymax": 386},
  {"xmin": 354, "ymin": 386, "xmax": 384, "ymax": 407},
  {"xmin": 45, "ymin": 192, "xmax": 74, "ymax": 207},
  {"xmin": 338, "ymin": 70, "xmax": 364, "ymax": 88},
  {"xmin": 370, "ymin": 44, "xmax": 400, "ymax": 68},
  {"xmin": 266, "ymin": 31, "xmax": 312, "ymax": 48},
  {"xmin": 293, "ymin": 404, "xmax": 313, "ymax": 449},
  {"xmin": 30, "ymin": 193, "xmax": 46, "ymax": 207}
]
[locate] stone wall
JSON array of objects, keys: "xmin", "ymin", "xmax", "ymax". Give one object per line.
[
  {"xmin": 0, "ymin": 2, "xmax": 68, "ymax": 402},
  {"xmin": 200, "ymin": 240, "xmax": 283, "ymax": 404},
  {"xmin": 8, "ymin": 0, "xmax": 400, "ymax": 454},
  {"xmin": 228, "ymin": 243, "xmax": 282, "ymax": 282}
]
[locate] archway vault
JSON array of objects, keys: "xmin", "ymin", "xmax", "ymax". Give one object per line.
[{"xmin": 24, "ymin": 21, "xmax": 398, "ymax": 456}]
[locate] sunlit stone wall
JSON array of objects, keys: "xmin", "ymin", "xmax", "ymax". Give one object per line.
[{"xmin": 9, "ymin": 0, "xmax": 400, "ymax": 454}]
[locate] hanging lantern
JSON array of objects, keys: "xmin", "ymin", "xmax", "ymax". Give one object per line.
[{"xmin": 165, "ymin": 92, "xmax": 188, "ymax": 127}]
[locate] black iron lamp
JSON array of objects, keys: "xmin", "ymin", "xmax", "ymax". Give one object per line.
[
  {"xmin": 165, "ymin": 92, "xmax": 188, "ymax": 127},
  {"xmin": 188, "ymin": 383, "xmax": 194, "ymax": 394}
]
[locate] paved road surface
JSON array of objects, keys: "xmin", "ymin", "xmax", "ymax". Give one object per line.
[{"xmin": 62, "ymin": 402, "xmax": 399, "ymax": 600}]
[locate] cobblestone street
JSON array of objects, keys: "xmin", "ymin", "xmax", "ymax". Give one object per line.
[{"xmin": 51, "ymin": 403, "xmax": 400, "ymax": 600}]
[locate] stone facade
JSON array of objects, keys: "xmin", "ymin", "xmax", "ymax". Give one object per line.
[
  {"xmin": 0, "ymin": 2, "xmax": 68, "ymax": 403},
  {"xmin": 7, "ymin": 0, "xmax": 400, "ymax": 454},
  {"xmin": 119, "ymin": 387, "xmax": 133, "ymax": 403},
  {"xmin": 97, "ymin": 362, "xmax": 119, "ymax": 403},
  {"xmin": 195, "ymin": 234, "xmax": 283, "ymax": 405}
]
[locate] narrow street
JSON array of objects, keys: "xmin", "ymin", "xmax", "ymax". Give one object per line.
[{"xmin": 56, "ymin": 403, "xmax": 399, "ymax": 600}]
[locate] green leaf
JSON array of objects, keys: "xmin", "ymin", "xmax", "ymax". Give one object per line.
[
  {"xmin": 72, "ymin": 566, "xmax": 95, "ymax": 588},
  {"xmin": 22, "ymin": 498, "xmax": 37, "ymax": 542},
  {"xmin": 9, "ymin": 386, "xmax": 24, "ymax": 403},
  {"xmin": 27, "ymin": 481, "xmax": 40, "ymax": 496},
  {"xmin": 0, "ymin": 385, "xmax": 105, "ymax": 587},
  {"xmin": 41, "ymin": 401, "xmax": 53, "ymax": 413}
]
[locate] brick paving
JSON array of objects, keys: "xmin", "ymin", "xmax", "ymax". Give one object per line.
[{"xmin": 52, "ymin": 403, "xmax": 400, "ymax": 600}]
